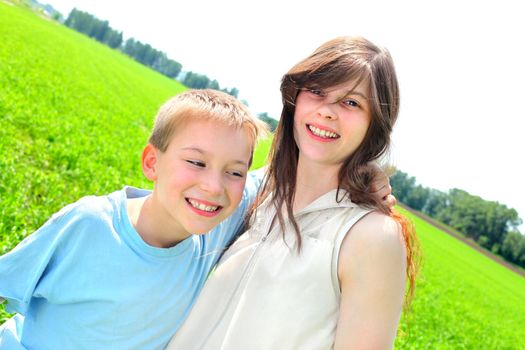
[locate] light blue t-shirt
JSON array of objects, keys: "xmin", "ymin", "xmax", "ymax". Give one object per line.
[{"xmin": 0, "ymin": 171, "xmax": 262, "ymax": 349}]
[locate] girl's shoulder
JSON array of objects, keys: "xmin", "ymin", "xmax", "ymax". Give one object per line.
[
  {"xmin": 352, "ymin": 210, "xmax": 401, "ymax": 241},
  {"xmin": 340, "ymin": 211, "xmax": 406, "ymax": 270}
]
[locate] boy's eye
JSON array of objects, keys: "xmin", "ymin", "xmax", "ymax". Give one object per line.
[
  {"xmin": 186, "ymin": 160, "xmax": 205, "ymax": 167},
  {"xmin": 342, "ymin": 99, "xmax": 359, "ymax": 108},
  {"xmin": 227, "ymin": 170, "xmax": 245, "ymax": 178}
]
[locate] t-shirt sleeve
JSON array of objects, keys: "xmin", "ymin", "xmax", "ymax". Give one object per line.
[
  {"xmin": 0, "ymin": 205, "xmax": 74, "ymax": 315},
  {"xmin": 247, "ymin": 167, "xmax": 265, "ymax": 192},
  {"xmin": 202, "ymin": 168, "xmax": 264, "ymax": 252}
]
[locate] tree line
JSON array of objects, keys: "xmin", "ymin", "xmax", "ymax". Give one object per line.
[
  {"xmin": 257, "ymin": 113, "xmax": 278, "ymax": 132},
  {"xmin": 64, "ymin": 9, "xmax": 239, "ymax": 97},
  {"xmin": 179, "ymin": 72, "xmax": 239, "ymax": 98},
  {"xmin": 65, "ymin": 9, "xmax": 124, "ymax": 50},
  {"xmin": 391, "ymin": 170, "xmax": 525, "ymax": 268}
]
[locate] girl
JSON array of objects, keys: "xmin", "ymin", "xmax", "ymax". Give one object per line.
[{"xmin": 167, "ymin": 36, "xmax": 418, "ymax": 350}]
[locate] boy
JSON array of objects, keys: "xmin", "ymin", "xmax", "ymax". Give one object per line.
[{"xmin": 0, "ymin": 89, "xmax": 267, "ymax": 349}]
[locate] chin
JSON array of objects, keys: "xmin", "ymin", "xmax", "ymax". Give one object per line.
[
  {"xmin": 189, "ymin": 225, "xmax": 217, "ymax": 235},
  {"xmin": 191, "ymin": 219, "xmax": 225, "ymax": 235}
]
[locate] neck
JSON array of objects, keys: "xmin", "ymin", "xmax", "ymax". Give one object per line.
[
  {"xmin": 127, "ymin": 195, "xmax": 189, "ymax": 248},
  {"xmin": 293, "ymin": 155, "xmax": 341, "ymax": 212}
]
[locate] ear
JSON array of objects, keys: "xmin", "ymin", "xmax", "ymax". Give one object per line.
[{"xmin": 142, "ymin": 144, "xmax": 159, "ymax": 181}]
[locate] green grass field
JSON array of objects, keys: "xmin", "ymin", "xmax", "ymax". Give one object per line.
[
  {"xmin": 1, "ymin": 3, "xmax": 525, "ymax": 348},
  {"xmin": 395, "ymin": 207, "xmax": 525, "ymax": 349},
  {"xmin": 0, "ymin": 1, "xmax": 186, "ymax": 257}
]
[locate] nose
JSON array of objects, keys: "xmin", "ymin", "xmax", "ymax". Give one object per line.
[
  {"xmin": 199, "ymin": 172, "xmax": 224, "ymax": 196},
  {"xmin": 317, "ymin": 102, "xmax": 337, "ymax": 120}
]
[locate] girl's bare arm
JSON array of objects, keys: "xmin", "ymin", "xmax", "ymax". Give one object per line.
[{"xmin": 334, "ymin": 212, "xmax": 407, "ymax": 350}]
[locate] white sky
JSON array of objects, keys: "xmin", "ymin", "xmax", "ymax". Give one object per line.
[{"xmin": 47, "ymin": 0, "xmax": 525, "ymax": 232}]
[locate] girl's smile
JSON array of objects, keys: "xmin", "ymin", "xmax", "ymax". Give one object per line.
[
  {"xmin": 293, "ymin": 81, "xmax": 371, "ymax": 167},
  {"xmin": 305, "ymin": 122, "xmax": 341, "ymax": 142}
]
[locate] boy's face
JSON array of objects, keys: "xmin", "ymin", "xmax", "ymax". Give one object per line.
[{"xmin": 145, "ymin": 119, "xmax": 252, "ymax": 242}]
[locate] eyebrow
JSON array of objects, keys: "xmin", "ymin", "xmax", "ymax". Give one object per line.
[
  {"xmin": 181, "ymin": 146, "xmax": 249, "ymax": 167},
  {"xmin": 342, "ymin": 90, "xmax": 368, "ymax": 100}
]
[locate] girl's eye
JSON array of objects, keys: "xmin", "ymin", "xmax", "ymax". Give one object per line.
[
  {"xmin": 186, "ymin": 160, "xmax": 205, "ymax": 167},
  {"xmin": 306, "ymin": 88, "xmax": 324, "ymax": 96}
]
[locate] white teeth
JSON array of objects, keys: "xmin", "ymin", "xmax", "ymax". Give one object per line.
[
  {"xmin": 308, "ymin": 125, "xmax": 338, "ymax": 139},
  {"xmin": 188, "ymin": 199, "xmax": 219, "ymax": 212}
]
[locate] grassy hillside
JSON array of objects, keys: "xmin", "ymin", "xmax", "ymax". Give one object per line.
[
  {"xmin": 1, "ymin": 3, "xmax": 525, "ymax": 349},
  {"xmin": 0, "ymin": 1, "xmax": 186, "ymax": 257},
  {"xmin": 395, "ymin": 207, "xmax": 525, "ymax": 349}
]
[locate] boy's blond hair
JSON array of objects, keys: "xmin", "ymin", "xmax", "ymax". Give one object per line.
[{"xmin": 149, "ymin": 89, "xmax": 267, "ymax": 154}]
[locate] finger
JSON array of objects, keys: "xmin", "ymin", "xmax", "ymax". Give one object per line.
[
  {"xmin": 375, "ymin": 183, "xmax": 392, "ymax": 200},
  {"xmin": 383, "ymin": 194, "xmax": 397, "ymax": 208}
]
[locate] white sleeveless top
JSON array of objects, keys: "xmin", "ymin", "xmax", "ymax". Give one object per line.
[{"xmin": 166, "ymin": 189, "xmax": 373, "ymax": 350}]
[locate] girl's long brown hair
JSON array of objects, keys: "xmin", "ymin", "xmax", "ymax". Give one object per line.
[{"xmin": 253, "ymin": 36, "xmax": 419, "ymax": 304}]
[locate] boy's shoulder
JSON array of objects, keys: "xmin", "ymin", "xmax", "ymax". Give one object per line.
[
  {"xmin": 58, "ymin": 192, "xmax": 114, "ymax": 219},
  {"xmin": 245, "ymin": 168, "xmax": 265, "ymax": 195},
  {"xmin": 21, "ymin": 188, "xmax": 134, "ymax": 250},
  {"xmin": 50, "ymin": 188, "xmax": 129, "ymax": 229}
]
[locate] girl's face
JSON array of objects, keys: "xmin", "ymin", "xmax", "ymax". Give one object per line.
[{"xmin": 293, "ymin": 80, "xmax": 372, "ymax": 168}]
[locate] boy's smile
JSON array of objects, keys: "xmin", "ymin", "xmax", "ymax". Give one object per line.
[
  {"xmin": 137, "ymin": 119, "xmax": 252, "ymax": 248},
  {"xmin": 186, "ymin": 197, "xmax": 222, "ymax": 217}
]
